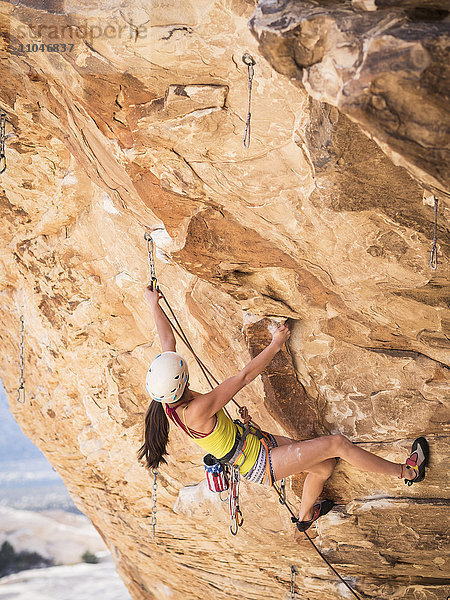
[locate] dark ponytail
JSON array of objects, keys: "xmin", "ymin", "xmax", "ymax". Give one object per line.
[{"xmin": 138, "ymin": 400, "xmax": 170, "ymax": 470}]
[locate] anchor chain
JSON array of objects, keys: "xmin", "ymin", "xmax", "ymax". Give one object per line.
[
  {"xmin": 242, "ymin": 53, "xmax": 255, "ymax": 149},
  {"xmin": 151, "ymin": 468, "xmax": 158, "ymax": 540},
  {"xmin": 16, "ymin": 316, "xmax": 25, "ymax": 404},
  {"xmin": 0, "ymin": 112, "xmax": 6, "ymax": 174},
  {"xmin": 430, "ymin": 196, "xmax": 438, "ymax": 270},
  {"xmin": 290, "ymin": 565, "xmax": 298, "ymax": 599}
]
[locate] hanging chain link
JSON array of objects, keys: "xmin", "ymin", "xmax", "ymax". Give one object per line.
[
  {"xmin": 0, "ymin": 112, "xmax": 6, "ymax": 174},
  {"xmin": 151, "ymin": 468, "xmax": 158, "ymax": 540},
  {"xmin": 16, "ymin": 316, "xmax": 26, "ymax": 404},
  {"xmin": 430, "ymin": 196, "xmax": 438, "ymax": 271},
  {"xmin": 242, "ymin": 54, "xmax": 255, "ymax": 149},
  {"xmin": 290, "ymin": 565, "xmax": 298, "ymax": 599}
]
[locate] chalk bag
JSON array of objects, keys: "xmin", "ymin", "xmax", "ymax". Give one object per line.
[{"xmin": 203, "ymin": 454, "xmax": 229, "ymax": 493}]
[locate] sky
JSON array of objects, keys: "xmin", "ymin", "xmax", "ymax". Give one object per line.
[
  {"xmin": 0, "ymin": 379, "xmax": 43, "ymax": 462},
  {"xmin": 0, "ymin": 384, "xmax": 132, "ymax": 599},
  {"xmin": 0, "ymin": 379, "xmax": 76, "ymax": 512}
]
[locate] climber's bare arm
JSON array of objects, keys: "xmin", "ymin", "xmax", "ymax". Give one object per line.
[
  {"xmin": 191, "ymin": 325, "xmax": 290, "ymax": 420},
  {"xmin": 145, "ymin": 285, "xmax": 176, "ymax": 352}
]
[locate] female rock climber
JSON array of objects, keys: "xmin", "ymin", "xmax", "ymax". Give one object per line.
[{"xmin": 138, "ymin": 285, "xmax": 429, "ymax": 531}]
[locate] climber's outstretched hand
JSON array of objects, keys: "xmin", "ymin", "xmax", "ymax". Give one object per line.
[
  {"xmin": 271, "ymin": 323, "xmax": 290, "ymax": 349},
  {"xmin": 145, "ymin": 284, "xmax": 162, "ymax": 307}
]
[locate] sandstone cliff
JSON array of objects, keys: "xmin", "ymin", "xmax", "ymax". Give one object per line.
[{"xmin": 0, "ymin": 1, "xmax": 449, "ymax": 599}]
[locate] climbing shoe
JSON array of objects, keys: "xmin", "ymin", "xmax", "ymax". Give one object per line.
[
  {"xmin": 296, "ymin": 500, "xmax": 335, "ymax": 532},
  {"xmin": 404, "ymin": 437, "xmax": 429, "ymax": 486}
]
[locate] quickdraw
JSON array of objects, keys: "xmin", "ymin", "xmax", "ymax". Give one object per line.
[
  {"xmin": 144, "ymin": 231, "xmax": 159, "ymax": 291},
  {"xmin": 430, "ymin": 196, "xmax": 438, "ymax": 270},
  {"xmin": 272, "ymin": 482, "xmax": 363, "ymax": 600},
  {"xmin": 0, "ymin": 111, "xmax": 7, "ymax": 174},
  {"xmin": 229, "ymin": 465, "xmax": 243, "ymax": 535},
  {"xmin": 290, "ymin": 565, "xmax": 298, "ymax": 600},
  {"xmin": 16, "ymin": 315, "xmax": 26, "ymax": 404},
  {"xmin": 242, "ymin": 53, "xmax": 255, "ymax": 149},
  {"xmin": 279, "ymin": 477, "xmax": 286, "ymax": 505}
]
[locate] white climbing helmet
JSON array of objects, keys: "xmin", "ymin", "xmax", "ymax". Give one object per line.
[{"xmin": 145, "ymin": 352, "xmax": 189, "ymax": 403}]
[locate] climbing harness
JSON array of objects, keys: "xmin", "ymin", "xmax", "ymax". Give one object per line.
[
  {"xmin": 272, "ymin": 482, "xmax": 363, "ymax": 600},
  {"xmin": 151, "ymin": 468, "xmax": 158, "ymax": 540},
  {"xmin": 242, "ymin": 54, "xmax": 255, "ymax": 149},
  {"xmin": 0, "ymin": 111, "xmax": 7, "ymax": 174},
  {"xmin": 290, "ymin": 565, "xmax": 298, "ymax": 600},
  {"xmin": 229, "ymin": 466, "xmax": 243, "ymax": 535},
  {"xmin": 143, "ymin": 231, "xmax": 363, "ymax": 596},
  {"xmin": 430, "ymin": 196, "xmax": 438, "ymax": 270},
  {"xmin": 16, "ymin": 315, "xmax": 26, "ymax": 404}
]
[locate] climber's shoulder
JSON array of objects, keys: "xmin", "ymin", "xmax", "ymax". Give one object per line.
[{"xmin": 189, "ymin": 374, "xmax": 246, "ymax": 419}]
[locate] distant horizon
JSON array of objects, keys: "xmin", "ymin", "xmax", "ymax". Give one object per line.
[{"xmin": 0, "ymin": 379, "xmax": 77, "ymax": 512}]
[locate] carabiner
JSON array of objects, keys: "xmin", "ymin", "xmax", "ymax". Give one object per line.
[
  {"xmin": 16, "ymin": 385, "xmax": 26, "ymax": 404},
  {"xmin": 229, "ymin": 519, "xmax": 239, "ymax": 536},
  {"xmin": 430, "ymin": 245, "xmax": 438, "ymax": 270},
  {"xmin": 0, "ymin": 154, "xmax": 6, "ymax": 174},
  {"xmin": 242, "ymin": 53, "xmax": 256, "ymax": 67}
]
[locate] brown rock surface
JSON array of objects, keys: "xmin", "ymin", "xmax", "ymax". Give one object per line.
[
  {"xmin": 0, "ymin": 1, "xmax": 449, "ymax": 599},
  {"xmin": 250, "ymin": 0, "xmax": 450, "ymax": 198}
]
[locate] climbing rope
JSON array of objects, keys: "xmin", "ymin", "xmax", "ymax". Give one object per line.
[
  {"xmin": 16, "ymin": 315, "xmax": 26, "ymax": 404},
  {"xmin": 430, "ymin": 196, "xmax": 438, "ymax": 271},
  {"xmin": 151, "ymin": 468, "xmax": 158, "ymax": 540},
  {"xmin": 242, "ymin": 53, "xmax": 255, "ymax": 149},
  {"xmin": 290, "ymin": 565, "xmax": 298, "ymax": 599},
  {"xmin": 0, "ymin": 111, "xmax": 7, "ymax": 174},
  {"xmin": 272, "ymin": 482, "xmax": 363, "ymax": 600}
]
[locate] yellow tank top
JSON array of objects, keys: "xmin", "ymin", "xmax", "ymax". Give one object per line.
[{"xmin": 183, "ymin": 408, "xmax": 260, "ymax": 476}]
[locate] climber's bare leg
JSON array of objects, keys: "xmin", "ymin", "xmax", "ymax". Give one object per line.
[
  {"xmin": 272, "ymin": 434, "xmax": 295, "ymax": 447},
  {"xmin": 270, "ymin": 434, "xmax": 412, "ymax": 482},
  {"xmin": 297, "ymin": 459, "xmax": 336, "ymax": 521},
  {"xmin": 271, "ymin": 434, "xmax": 337, "ymax": 520}
]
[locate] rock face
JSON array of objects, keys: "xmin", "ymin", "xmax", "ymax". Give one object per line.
[
  {"xmin": 250, "ymin": 0, "xmax": 450, "ymax": 198},
  {"xmin": 0, "ymin": 1, "xmax": 449, "ymax": 600}
]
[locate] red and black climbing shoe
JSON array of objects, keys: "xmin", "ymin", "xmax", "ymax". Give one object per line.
[
  {"xmin": 296, "ymin": 500, "xmax": 335, "ymax": 532},
  {"xmin": 404, "ymin": 437, "xmax": 429, "ymax": 486}
]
